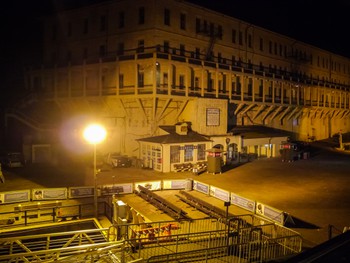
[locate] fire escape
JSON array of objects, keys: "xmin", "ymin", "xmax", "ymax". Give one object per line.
[{"xmin": 196, "ymin": 20, "xmax": 222, "ymax": 61}]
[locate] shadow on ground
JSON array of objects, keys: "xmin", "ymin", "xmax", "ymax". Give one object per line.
[{"xmin": 284, "ymin": 213, "xmax": 320, "ymax": 229}]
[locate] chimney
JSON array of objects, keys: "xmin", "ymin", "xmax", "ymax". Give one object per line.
[{"xmin": 175, "ymin": 122, "xmax": 188, "ymax": 135}]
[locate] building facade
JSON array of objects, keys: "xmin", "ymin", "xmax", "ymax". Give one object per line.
[{"xmin": 6, "ymin": 0, "xmax": 350, "ymax": 165}]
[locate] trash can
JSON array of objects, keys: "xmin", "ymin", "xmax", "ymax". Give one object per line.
[
  {"xmin": 206, "ymin": 148, "xmax": 224, "ymax": 174},
  {"xmin": 303, "ymin": 152, "xmax": 310, "ymax": 160}
]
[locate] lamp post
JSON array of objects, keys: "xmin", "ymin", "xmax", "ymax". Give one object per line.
[{"xmin": 83, "ymin": 124, "xmax": 107, "ymax": 219}]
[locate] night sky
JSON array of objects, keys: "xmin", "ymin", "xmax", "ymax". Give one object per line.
[{"xmin": 1, "ymin": 0, "xmax": 350, "ymax": 106}]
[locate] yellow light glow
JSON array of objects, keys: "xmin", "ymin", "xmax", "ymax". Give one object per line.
[{"xmin": 83, "ymin": 124, "xmax": 107, "ymax": 144}]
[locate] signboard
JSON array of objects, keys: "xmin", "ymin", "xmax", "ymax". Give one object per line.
[
  {"xmin": 135, "ymin": 181, "xmax": 161, "ymax": 191},
  {"xmin": 193, "ymin": 180, "xmax": 209, "ymax": 195},
  {"xmin": 32, "ymin": 188, "xmax": 67, "ymax": 201},
  {"xmin": 206, "ymin": 108, "xmax": 220, "ymax": 126},
  {"xmin": 163, "ymin": 180, "xmax": 188, "ymax": 190},
  {"xmin": 69, "ymin": 186, "xmax": 94, "ymax": 198},
  {"xmin": 0, "ymin": 190, "xmax": 31, "ymax": 204},
  {"xmin": 100, "ymin": 183, "xmax": 133, "ymax": 195},
  {"xmin": 231, "ymin": 193, "xmax": 255, "ymax": 212},
  {"xmin": 256, "ymin": 202, "xmax": 284, "ymax": 225},
  {"xmin": 210, "ymin": 186, "xmax": 229, "ymax": 202}
]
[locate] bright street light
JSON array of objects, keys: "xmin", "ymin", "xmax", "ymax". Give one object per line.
[{"xmin": 83, "ymin": 123, "xmax": 107, "ymax": 218}]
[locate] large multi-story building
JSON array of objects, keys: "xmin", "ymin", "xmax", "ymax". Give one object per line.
[{"xmin": 6, "ymin": 0, "xmax": 350, "ymax": 170}]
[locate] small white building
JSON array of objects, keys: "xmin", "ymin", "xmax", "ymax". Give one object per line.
[{"xmin": 137, "ymin": 122, "xmax": 212, "ymax": 173}]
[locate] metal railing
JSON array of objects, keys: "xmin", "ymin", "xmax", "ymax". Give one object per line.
[
  {"xmin": 0, "ymin": 200, "xmax": 113, "ymax": 230},
  {"xmin": 121, "ymin": 217, "xmax": 302, "ymax": 262},
  {"xmin": 0, "ymin": 215, "xmax": 302, "ymax": 263}
]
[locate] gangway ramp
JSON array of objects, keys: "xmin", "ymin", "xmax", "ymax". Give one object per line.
[{"xmin": 0, "ymin": 219, "xmax": 124, "ymax": 262}]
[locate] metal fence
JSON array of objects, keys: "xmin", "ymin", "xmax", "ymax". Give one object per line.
[
  {"xmin": 0, "ymin": 215, "xmax": 301, "ymax": 263},
  {"xmin": 120, "ymin": 216, "xmax": 302, "ymax": 262}
]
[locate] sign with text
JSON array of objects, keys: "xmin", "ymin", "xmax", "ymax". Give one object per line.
[
  {"xmin": 231, "ymin": 193, "xmax": 255, "ymax": 212},
  {"xmin": 100, "ymin": 183, "xmax": 133, "ymax": 195},
  {"xmin": 32, "ymin": 188, "xmax": 67, "ymax": 201},
  {"xmin": 0, "ymin": 190, "xmax": 31, "ymax": 204},
  {"xmin": 256, "ymin": 202, "xmax": 284, "ymax": 225},
  {"xmin": 193, "ymin": 180, "xmax": 209, "ymax": 195},
  {"xmin": 163, "ymin": 180, "xmax": 188, "ymax": 190},
  {"xmin": 206, "ymin": 108, "xmax": 220, "ymax": 126},
  {"xmin": 69, "ymin": 186, "xmax": 94, "ymax": 198},
  {"xmin": 135, "ymin": 181, "xmax": 161, "ymax": 191},
  {"xmin": 210, "ymin": 186, "xmax": 230, "ymax": 202}
]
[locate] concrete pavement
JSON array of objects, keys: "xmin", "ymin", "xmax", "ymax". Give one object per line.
[{"xmin": 1, "ymin": 140, "xmax": 349, "ymax": 248}]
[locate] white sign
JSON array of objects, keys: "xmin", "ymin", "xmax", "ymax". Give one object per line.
[{"xmin": 206, "ymin": 108, "xmax": 220, "ymax": 126}]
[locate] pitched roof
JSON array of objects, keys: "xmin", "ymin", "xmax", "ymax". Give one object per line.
[
  {"xmin": 137, "ymin": 125, "xmax": 211, "ymax": 144},
  {"xmin": 230, "ymin": 125, "xmax": 292, "ymax": 139}
]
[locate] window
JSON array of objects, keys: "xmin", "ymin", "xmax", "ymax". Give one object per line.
[
  {"xmin": 170, "ymin": 146, "xmax": 180, "ymax": 163},
  {"xmin": 195, "ymin": 77, "xmax": 199, "ymax": 88},
  {"xmin": 218, "ymin": 52, "xmax": 222, "ymax": 63},
  {"xmin": 239, "ymin": 31, "xmax": 243, "ymax": 45},
  {"xmin": 163, "ymin": 73, "xmax": 168, "ymax": 86},
  {"xmin": 137, "ymin": 40, "xmax": 144, "ymax": 53},
  {"xmin": 117, "ymin": 42, "xmax": 124, "ymax": 55},
  {"xmin": 274, "ymin": 42, "xmax": 277, "ymax": 55},
  {"xmin": 196, "ymin": 18, "xmax": 200, "ymax": 33},
  {"xmin": 156, "ymin": 62, "xmax": 160, "ymax": 87},
  {"xmin": 180, "ymin": 13, "xmax": 186, "ymax": 30},
  {"xmin": 164, "ymin": 8, "xmax": 170, "ymax": 25},
  {"xmin": 231, "ymin": 55, "xmax": 236, "ymax": 65},
  {"xmin": 269, "ymin": 41, "xmax": 272, "ymax": 54},
  {"xmin": 217, "ymin": 25, "xmax": 222, "ymax": 39},
  {"xmin": 138, "ymin": 72, "xmax": 144, "ymax": 87},
  {"xmin": 259, "ymin": 37, "xmax": 263, "ymax": 51},
  {"xmin": 119, "ymin": 11, "xmax": 124, "ymax": 28},
  {"xmin": 195, "ymin": 48, "xmax": 200, "ymax": 59},
  {"xmin": 179, "ymin": 75, "xmax": 185, "ymax": 89},
  {"xmin": 279, "ymin": 44, "xmax": 283, "ymax": 56},
  {"xmin": 164, "ymin": 41, "xmax": 169, "ymax": 53},
  {"xmin": 83, "ymin": 19, "xmax": 88, "ymax": 34},
  {"xmin": 232, "ymin": 29, "xmax": 236, "ymax": 43},
  {"xmin": 184, "ymin": 145, "xmax": 194, "ymax": 162},
  {"xmin": 197, "ymin": 144, "xmax": 206, "ymax": 160},
  {"xmin": 100, "ymin": 15, "xmax": 106, "ymax": 31},
  {"xmin": 248, "ymin": 34, "xmax": 252, "ymax": 48},
  {"xmin": 138, "ymin": 7, "xmax": 145, "ymax": 24},
  {"xmin": 284, "ymin": 46, "xmax": 287, "ymax": 57},
  {"xmin": 180, "ymin": 44, "xmax": 185, "ymax": 56},
  {"xmin": 119, "ymin": 74, "xmax": 124, "ymax": 88}
]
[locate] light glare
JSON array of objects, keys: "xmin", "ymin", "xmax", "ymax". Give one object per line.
[{"xmin": 83, "ymin": 124, "xmax": 107, "ymax": 144}]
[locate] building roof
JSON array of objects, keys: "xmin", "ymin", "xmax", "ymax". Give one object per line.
[
  {"xmin": 137, "ymin": 125, "xmax": 212, "ymax": 144},
  {"xmin": 230, "ymin": 125, "xmax": 292, "ymax": 139}
]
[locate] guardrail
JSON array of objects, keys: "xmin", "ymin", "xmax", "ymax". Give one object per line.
[{"xmin": 0, "ymin": 200, "xmax": 113, "ymax": 229}]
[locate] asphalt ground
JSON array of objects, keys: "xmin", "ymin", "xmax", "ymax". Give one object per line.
[{"xmin": 1, "ymin": 140, "xmax": 349, "ymax": 248}]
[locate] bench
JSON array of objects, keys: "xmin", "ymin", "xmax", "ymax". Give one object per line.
[{"xmin": 137, "ymin": 185, "xmax": 190, "ymax": 221}]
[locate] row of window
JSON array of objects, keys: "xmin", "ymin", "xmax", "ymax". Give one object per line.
[
  {"xmin": 49, "ymin": 42, "xmax": 348, "ymax": 87},
  {"xmin": 170, "ymin": 144, "xmax": 206, "ymax": 163},
  {"xmin": 50, "ymin": 3, "xmax": 349, "ymax": 76}
]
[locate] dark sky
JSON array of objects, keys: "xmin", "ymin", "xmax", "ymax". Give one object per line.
[
  {"xmin": 189, "ymin": 0, "xmax": 350, "ymax": 58},
  {"xmin": 1, "ymin": 0, "xmax": 350, "ymax": 105}
]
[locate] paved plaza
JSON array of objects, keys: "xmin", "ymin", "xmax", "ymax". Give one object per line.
[{"xmin": 1, "ymin": 140, "xmax": 349, "ymax": 248}]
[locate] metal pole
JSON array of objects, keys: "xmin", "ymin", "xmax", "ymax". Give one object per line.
[{"xmin": 93, "ymin": 143, "xmax": 98, "ymax": 218}]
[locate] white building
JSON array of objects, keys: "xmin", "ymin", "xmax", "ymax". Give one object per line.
[{"xmin": 5, "ymin": 0, "xmax": 350, "ymax": 167}]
